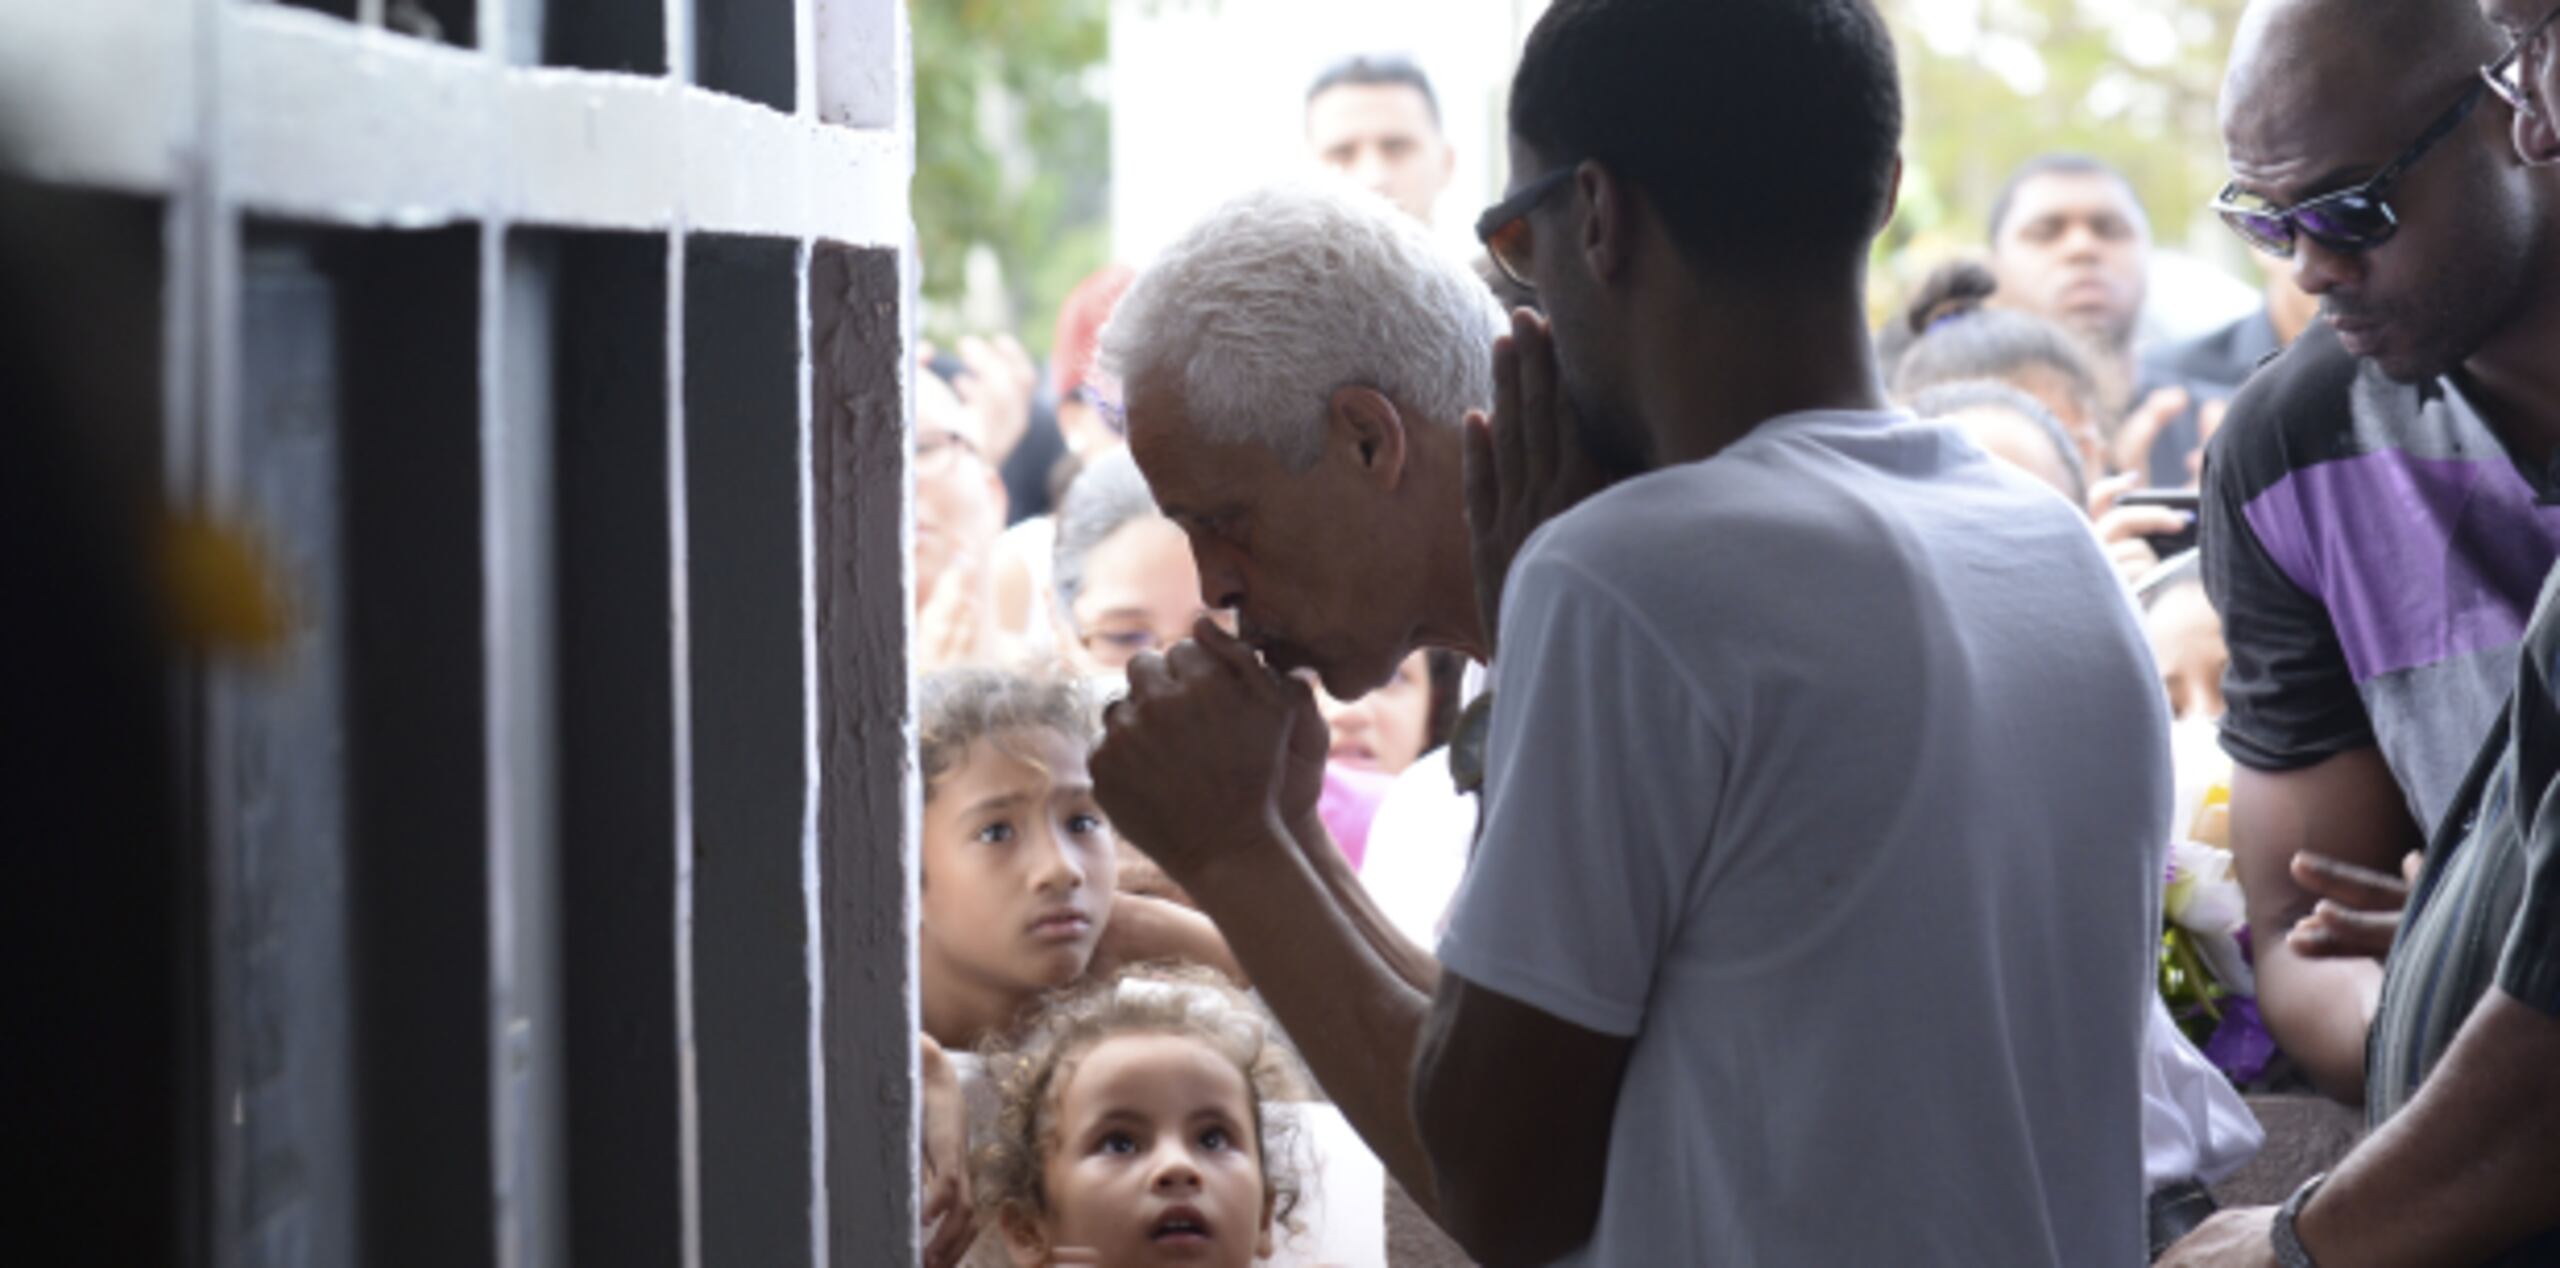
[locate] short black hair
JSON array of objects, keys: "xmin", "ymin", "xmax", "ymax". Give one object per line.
[
  {"xmin": 1507, "ymin": 0, "xmax": 1902, "ymax": 278},
  {"xmin": 1986, "ymin": 153, "xmax": 2144, "ymax": 243},
  {"xmin": 1307, "ymin": 53, "xmax": 1442, "ymax": 129}
]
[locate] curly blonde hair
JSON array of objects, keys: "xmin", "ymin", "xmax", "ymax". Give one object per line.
[
  {"xmin": 918, "ymin": 668, "xmax": 1098, "ymax": 800},
  {"xmin": 977, "ymin": 965, "xmax": 1306, "ymax": 1248}
]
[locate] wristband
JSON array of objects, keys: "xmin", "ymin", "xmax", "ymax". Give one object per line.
[{"xmin": 2270, "ymin": 1171, "xmax": 2328, "ymax": 1268}]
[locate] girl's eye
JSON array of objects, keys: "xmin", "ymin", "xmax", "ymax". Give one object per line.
[
  {"xmin": 1097, "ymin": 1131, "xmax": 1137, "ymax": 1156},
  {"xmin": 1199, "ymin": 1126, "xmax": 1232, "ymax": 1151},
  {"xmin": 973, "ymin": 820, "xmax": 1015, "ymax": 845},
  {"xmin": 1066, "ymin": 812, "xmax": 1105, "ymax": 836}
]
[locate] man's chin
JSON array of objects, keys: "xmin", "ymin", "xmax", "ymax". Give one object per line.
[{"xmin": 2353, "ymin": 332, "xmax": 2451, "ymax": 385}]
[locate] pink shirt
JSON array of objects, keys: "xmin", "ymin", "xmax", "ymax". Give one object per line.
[{"xmin": 1317, "ymin": 761, "xmax": 1399, "ymax": 872}]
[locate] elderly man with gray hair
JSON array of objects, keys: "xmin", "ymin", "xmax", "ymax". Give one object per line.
[
  {"xmin": 1097, "ymin": 181, "xmax": 1508, "ymax": 697},
  {"xmin": 1076, "ymin": 180, "xmax": 1511, "ymax": 1199}
]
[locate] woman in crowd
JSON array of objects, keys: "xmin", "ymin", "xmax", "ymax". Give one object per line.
[
  {"xmin": 1896, "ymin": 268, "xmax": 2199, "ymax": 588},
  {"xmin": 1052, "ymin": 448, "xmax": 1223, "ymax": 677},
  {"xmin": 1894, "ymin": 258, "xmax": 2112, "ymax": 479},
  {"xmin": 917, "ymin": 369, "xmax": 1015, "ymax": 672},
  {"xmin": 1910, "ymin": 379, "xmax": 2091, "ymax": 506}
]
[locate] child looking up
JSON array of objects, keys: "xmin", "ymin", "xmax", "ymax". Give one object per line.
[{"xmin": 981, "ymin": 968, "xmax": 1303, "ymax": 1268}]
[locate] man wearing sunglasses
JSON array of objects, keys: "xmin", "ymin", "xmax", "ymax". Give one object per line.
[{"xmin": 2165, "ymin": 1, "xmax": 2560, "ymax": 1265}]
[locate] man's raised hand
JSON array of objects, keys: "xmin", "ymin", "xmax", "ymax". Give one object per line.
[
  {"xmin": 1091, "ymin": 619, "xmax": 1326, "ymax": 891},
  {"xmin": 2287, "ymin": 848, "xmax": 2420, "ymax": 961},
  {"xmin": 1464, "ymin": 308, "xmax": 1613, "ymax": 658}
]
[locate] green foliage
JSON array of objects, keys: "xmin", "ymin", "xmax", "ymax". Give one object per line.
[
  {"xmin": 1875, "ymin": 0, "xmax": 2254, "ymax": 314},
  {"xmin": 911, "ymin": 0, "xmax": 1112, "ymax": 358}
]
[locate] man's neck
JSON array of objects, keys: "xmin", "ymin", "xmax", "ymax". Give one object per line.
[
  {"xmin": 2459, "ymin": 288, "xmax": 2560, "ymax": 471},
  {"xmin": 1634, "ymin": 281, "xmax": 1890, "ymax": 467}
]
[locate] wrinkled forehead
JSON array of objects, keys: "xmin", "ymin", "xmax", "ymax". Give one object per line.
[{"xmin": 1123, "ymin": 382, "xmax": 1292, "ymax": 515}]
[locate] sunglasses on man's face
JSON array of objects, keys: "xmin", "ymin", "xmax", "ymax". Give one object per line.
[
  {"xmin": 1474, "ymin": 165, "xmax": 1576, "ymax": 288},
  {"xmin": 2213, "ymin": 79, "xmax": 2490, "ymax": 260},
  {"xmin": 2482, "ymin": 4, "xmax": 2560, "ymax": 117}
]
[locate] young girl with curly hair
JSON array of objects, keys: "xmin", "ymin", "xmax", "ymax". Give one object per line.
[{"xmin": 978, "ymin": 967, "xmax": 1304, "ymax": 1268}]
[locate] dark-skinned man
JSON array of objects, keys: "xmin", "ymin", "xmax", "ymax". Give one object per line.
[
  {"xmin": 2166, "ymin": 0, "xmax": 2560, "ymax": 1263},
  {"xmin": 2182, "ymin": 0, "xmax": 2560, "ymax": 1122}
]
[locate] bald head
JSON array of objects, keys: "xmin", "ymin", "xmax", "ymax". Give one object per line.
[
  {"xmin": 2218, "ymin": 0, "xmax": 2548, "ymax": 384},
  {"xmin": 2225, "ymin": 0, "xmax": 2504, "ymax": 139}
]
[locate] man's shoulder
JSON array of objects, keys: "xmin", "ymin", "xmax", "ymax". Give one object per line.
[
  {"xmin": 1521, "ymin": 447, "xmax": 1840, "ymax": 594},
  {"xmin": 2206, "ymin": 321, "xmax": 2371, "ymax": 498}
]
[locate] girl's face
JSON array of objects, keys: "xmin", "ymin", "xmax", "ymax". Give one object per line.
[
  {"xmin": 1012, "ymin": 1032, "xmax": 1275, "ymax": 1268},
  {"xmin": 921, "ymin": 730, "xmax": 1117, "ymax": 1017},
  {"xmin": 2146, "ymin": 584, "xmax": 2229, "ymax": 725},
  {"xmin": 1313, "ymin": 650, "xmax": 1434, "ymax": 775}
]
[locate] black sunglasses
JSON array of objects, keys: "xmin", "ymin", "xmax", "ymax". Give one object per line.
[
  {"xmin": 2483, "ymin": 4, "xmax": 2560, "ymax": 116},
  {"xmin": 2211, "ymin": 78, "xmax": 2490, "ymax": 259},
  {"xmin": 1474, "ymin": 166, "xmax": 1576, "ymax": 288}
]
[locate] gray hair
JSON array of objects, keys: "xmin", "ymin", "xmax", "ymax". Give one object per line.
[
  {"xmin": 1098, "ymin": 180, "xmax": 1506, "ymax": 470},
  {"xmin": 1052, "ymin": 446, "xmax": 1163, "ymax": 623}
]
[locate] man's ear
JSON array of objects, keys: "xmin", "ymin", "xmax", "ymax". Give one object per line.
[
  {"xmin": 1881, "ymin": 153, "xmax": 1906, "ymax": 233},
  {"xmin": 1578, "ymin": 159, "xmax": 1627, "ymax": 283},
  {"xmin": 2517, "ymin": 104, "xmax": 2560, "ymax": 166},
  {"xmin": 1326, "ymin": 386, "xmax": 1409, "ymax": 491}
]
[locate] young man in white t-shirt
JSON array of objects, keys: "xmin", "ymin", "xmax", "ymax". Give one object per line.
[
  {"xmin": 1095, "ymin": 1, "xmax": 2159, "ymax": 1262},
  {"xmin": 1410, "ymin": 6, "xmax": 2158, "ymax": 1260}
]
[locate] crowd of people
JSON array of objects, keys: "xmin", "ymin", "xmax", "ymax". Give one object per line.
[{"xmin": 903, "ymin": 0, "xmax": 2560, "ymax": 1264}]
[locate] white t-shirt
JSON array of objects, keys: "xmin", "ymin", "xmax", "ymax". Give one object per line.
[
  {"xmin": 2141, "ymin": 992, "xmax": 2263, "ymax": 1189},
  {"xmin": 1438, "ymin": 410, "xmax": 2161, "ymax": 1266}
]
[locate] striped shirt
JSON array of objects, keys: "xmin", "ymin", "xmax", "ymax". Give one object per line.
[
  {"xmin": 2367, "ymin": 564, "xmax": 2560, "ymax": 1264},
  {"xmin": 2201, "ymin": 322, "xmax": 2560, "ymax": 834}
]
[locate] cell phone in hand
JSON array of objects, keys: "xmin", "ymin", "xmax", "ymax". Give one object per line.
[{"xmin": 2119, "ymin": 489, "xmax": 2200, "ymax": 557}]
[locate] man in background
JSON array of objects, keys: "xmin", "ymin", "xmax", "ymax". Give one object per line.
[
  {"xmin": 1989, "ymin": 153, "xmax": 2215, "ymax": 483},
  {"xmin": 2195, "ymin": 0, "xmax": 2560, "ymax": 1119},
  {"xmin": 1306, "ymin": 53, "xmax": 1457, "ymax": 226}
]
